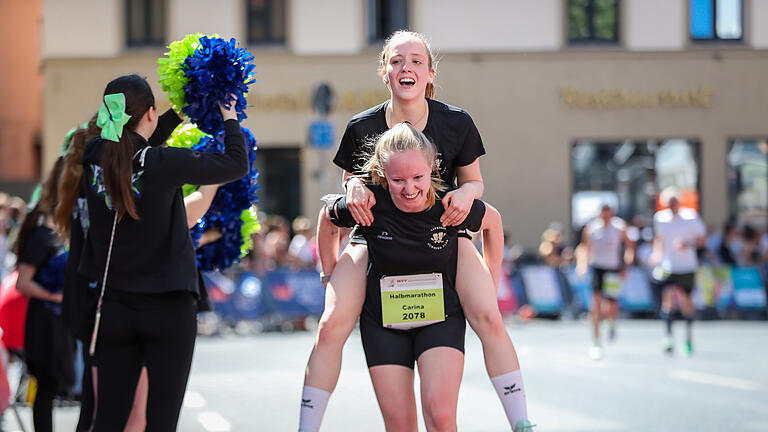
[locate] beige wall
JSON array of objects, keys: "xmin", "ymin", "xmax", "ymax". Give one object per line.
[
  {"xmin": 168, "ymin": 0, "xmax": 243, "ymax": 42},
  {"xmin": 42, "ymin": 48, "xmax": 768, "ymax": 248},
  {"xmin": 413, "ymin": 0, "xmax": 562, "ymax": 52},
  {"xmin": 42, "ymin": 0, "xmax": 121, "ymax": 58},
  {"xmin": 0, "ymin": 0, "xmax": 42, "ymax": 181},
  {"xmin": 625, "ymin": 0, "xmax": 685, "ymax": 51},
  {"xmin": 291, "ymin": 0, "xmax": 364, "ymax": 55}
]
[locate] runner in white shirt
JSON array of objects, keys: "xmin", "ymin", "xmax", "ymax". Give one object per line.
[
  {"xmin": 650, "ymin": 188, "xmax": 706, "ymax": 356},
  {"xmin": 579, "ymin": 205, "xmax": 634, "ymax": 360}
]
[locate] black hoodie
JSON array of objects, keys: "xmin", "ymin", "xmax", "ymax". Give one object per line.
[{"xmin": 78, "ymin": 118, "xmax": 248, "ymax": 296}]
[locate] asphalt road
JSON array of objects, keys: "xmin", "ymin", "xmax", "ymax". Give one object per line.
[{"xmin": 3, "ymin": 319, "xmax": 767, "ymax": 431}]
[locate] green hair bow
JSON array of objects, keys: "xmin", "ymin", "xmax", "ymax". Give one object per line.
[{"xmin": 97, "ymin": 93, "xmax": 131, "ymax": 142}]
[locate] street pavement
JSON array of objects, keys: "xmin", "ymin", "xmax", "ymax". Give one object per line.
[{"xmin": 3, "ymin": 319, "xmax": 767, "ymax": 431}]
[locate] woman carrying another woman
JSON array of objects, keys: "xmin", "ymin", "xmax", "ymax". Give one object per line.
[
  {"xmin": 78, "ymin": 74, "xmax": 248, "ymax": 430},
  {"xmin": 300, "ymin": 31, "xmax": 531, "ymax": 431}
]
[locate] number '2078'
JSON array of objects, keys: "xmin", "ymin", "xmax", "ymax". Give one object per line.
[{"xmin": 402, "ymin": 312, "xmax": 426, "ymax": 320}]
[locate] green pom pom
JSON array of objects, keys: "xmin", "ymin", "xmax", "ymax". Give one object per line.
[
  {"xmin": 166, "ymin": 123, "xmax": 210, "ymax": 197},
  {"xmin": 181, "ymin": 184, "xmax": 198, "ymax": 198},
  {"xmin": 240, "ymin": 206, "xmax": 261, "ymax": 258},
  {"xmin": 166, "ymin": 123, "xmax": 208, "ymax": 149},
  {"xmin": 157, "ymin": 33, "xmax": 218, "ymax": 113}
]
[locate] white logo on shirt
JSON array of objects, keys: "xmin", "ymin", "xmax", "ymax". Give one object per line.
[
  {"xmin": 427, "ymin": 226, "xmax": 448, "ymax": 250},
  {"xmin": 377, "ymin": 231, "xmax": 393, "ymax": 240}
]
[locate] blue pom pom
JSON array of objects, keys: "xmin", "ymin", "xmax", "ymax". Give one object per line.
[
  {"xmin": 190, "ymin": 126, "xmax": 259, "ymax": 271},
  {"xmin": 182, "ymin": 36, "xmax": 256, "ymax": 135}
]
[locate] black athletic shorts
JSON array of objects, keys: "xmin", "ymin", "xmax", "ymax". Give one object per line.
[
  {"xmin": 591, "ymin": 267, "xmax": 622, "ymax": 300},
  {"xmin": 663, "ymin": 272, "xmax": 696, "ymax": 294},
  {"xmin": 360, "ymin": 313, "xmax": 466, "ymax": 369}
]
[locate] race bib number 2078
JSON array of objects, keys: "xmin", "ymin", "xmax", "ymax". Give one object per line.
[{"xmin": 380, "ymin": 273, "xmax": 445, "ymax": 330}]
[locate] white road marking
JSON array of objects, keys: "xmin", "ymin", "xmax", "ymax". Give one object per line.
[
  {"xmin": 669, "ymin": 368, "xmax": 761, "ymax": 391},
  {"xmin": 745, "ymin": 421, "xmax": 768, "ymax": 430},
  {"xmin": 197, "ymin": 411, "xmax": 232, "ymax": 432},
  {"xmin": 184, "ymin": 390, "xmax": 206, "ymax": 408}
]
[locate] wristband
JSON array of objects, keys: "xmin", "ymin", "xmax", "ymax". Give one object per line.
[{"xmin": 320, "ymin": 273, "xmax": 331, "ymax": 283}]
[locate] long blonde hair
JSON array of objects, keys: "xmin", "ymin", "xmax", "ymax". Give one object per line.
[
  {"xmin": 379, "ymin": 30, "xmax": 436, "ymax": 99},
  {"xmin": 360, "ymin": 122, "xmax": 445, "ymax": 208}
]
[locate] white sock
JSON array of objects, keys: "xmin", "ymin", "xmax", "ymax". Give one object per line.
[
  {"xmin": 490, "ymin": 369, "xmax": 529, "ymax": 427},
  {"xmin": 298, "ymin": 386, "xmax": 331, "ymax": 432}
]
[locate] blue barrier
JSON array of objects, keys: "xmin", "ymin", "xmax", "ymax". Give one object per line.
[
  {"xmin": 203, "ymin": 270, "xmax": 325, "ymax": 326},
  {"xmin": 730, "ymin": 267, "xmax": 768, "ymax": 310}
]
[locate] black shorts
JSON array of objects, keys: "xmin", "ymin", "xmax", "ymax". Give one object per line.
[
  {"xmin": 663, "ymin": 272, "xmax": 695, "ymax": 294},
  {"xmin": 591, "ymin": 267, "xmax": 622, "ymax": 300},
  {"xmin": 360, "ymin": 313, "xmax": 466, "ymax": 369}
]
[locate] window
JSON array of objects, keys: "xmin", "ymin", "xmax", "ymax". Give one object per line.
[
  {"xmin": 727, "ymin": 139, "xmax": 768, "ymax": 230},
  {"xmin": 368, "ymin": 0, "xmax": 409, "ymax": 42},
  {"xmin": 253, "ymin": 148, "xmax": 301, "ymax": 220},
  {"xmin": 690, "ymin": 0, "xmax": 743, "ymax": 41},
  {"xmin": 126, "ymin": 0, "xmax": 165, "ymax": 47},
  {"xmin": 571, "ymin": 139, "xmax": 701, "ymax": 230},
  {"xmin": 247, "ymin": 0, "xmax": 286, "ymax": 45},
  {"xmin": 567, "ymin": 0, "xmax": 619, "ymax": 44}
]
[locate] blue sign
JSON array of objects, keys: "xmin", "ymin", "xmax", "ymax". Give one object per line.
[
  {"xmin": 731, "ymin": 267, "xmax": 767, "ymax": 310},
  {"xmin": 309, "ymin": 120, "xmax": 335, "ymax": 149}
]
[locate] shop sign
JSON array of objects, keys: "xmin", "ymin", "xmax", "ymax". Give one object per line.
[{"xmin": 561, "ymin": 86, "xmax": 713, "ymax": 110}]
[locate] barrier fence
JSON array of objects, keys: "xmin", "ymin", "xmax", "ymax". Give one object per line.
[{"xmin": 201, "ymin": 263, "xmax": 768, "ymax": 332}]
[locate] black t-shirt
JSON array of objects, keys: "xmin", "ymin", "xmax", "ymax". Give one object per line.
[
  {"xmin": 19, "ymin": 226, "xmax": 63, "ymax": 288},
  {"xmin": 333, "ymin": 99, "xmax": 486, "ymax": 187},
  {"xmin": 19, "ymin": 225, "xmax": 68, "ymax": 315},
  {"xmin": 330, "ymin": 185, "xmax": 485, "ymax": 326}
]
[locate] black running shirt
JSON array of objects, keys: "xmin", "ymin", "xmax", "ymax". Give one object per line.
[
  {"xmin": 333, "ymin": 99, "xmax": 485, "ymax": 188},
  {"xmin": 330, "ymin": 185, "xmax": 486, "ymax": 325}
]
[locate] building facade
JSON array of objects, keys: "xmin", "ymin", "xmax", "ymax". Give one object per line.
[
  {"xmin": 40, "ymin": 0, "xmax": 768, "ymax": 248},
  {"xmin": 0, "ymin": 0, "xmax": 42, "ymax": 198}
]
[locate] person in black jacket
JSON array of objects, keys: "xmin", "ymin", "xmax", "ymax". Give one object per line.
[
  {"xmin": 56, "ymin": 110, "xmax": 221, "ymax": 431},
  {"xmin": 15, "ymin": 157, "xmax": 75, "ymax": 432},
  {"xmin": 78, "ymin": 74, "xmax": 248, "ymax": 431}
]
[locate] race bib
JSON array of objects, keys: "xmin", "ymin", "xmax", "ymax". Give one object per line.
[
  {"xmin": 380, "ymin": 273, "xmax": 445, "ymax": 330},
  {"xmin": 604, "ymin": 272, "xmax": 622, "ymax": 299}
]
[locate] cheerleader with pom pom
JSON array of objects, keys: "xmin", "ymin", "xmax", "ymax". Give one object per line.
[
  {"xmin": 78, "ymin": 74, "xmax": 248, "ymax": 430},
  {"xmin": 55, "ymin": 112, "xmax": 222, "ymax": 432}
]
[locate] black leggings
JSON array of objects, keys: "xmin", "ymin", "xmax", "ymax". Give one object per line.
[
  {"xmin": 93, "ymin": 290, "xmax": 197, "ymax": 432},
  {"xmin": 32, "ymin": 375, "xmax": 57, "ymax": 432},
  {"xmin": 76, "ymin": 343, "xmax": 95, "ymax": 432}
]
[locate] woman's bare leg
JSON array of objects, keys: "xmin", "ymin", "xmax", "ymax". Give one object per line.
[
  {"xmin": 369, "ymin": 365, "xmax": 418, "ymax": 432},
  {"xmin": 456, "ymin": 238, "xmax": 530, "ymax": 428},
  {"xmin": 418, "ymin": 347, "xmax": 463, "ymax": 432},
  {"xmin": 123, "ymin": 367, "xmax": 147, "ymax": 432},
  {"xmin": 299, "ymin": 244, "xmax": 367, "ymax": 431},
  {"xmin": 456, "ymin": 238, "xmax": 520, "ymax": 376}
]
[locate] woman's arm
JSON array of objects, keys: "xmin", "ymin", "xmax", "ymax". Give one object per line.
[
  {"xmin": 148, "ymin": 108, "xmax": 183, "ymax": 147},
  {"xmin": 342, "ymin": 171, "xmax": 376, "ymax": 226},
  {"xmin": 184, "ymin": 184, "xmax": 220, "ymax": 228},
  {"xmin": 441, "ymin": 160, "xmax": 484, "ymax": 226},
  {"xmin": 575, "ymin": 228, "xmax": 591, "ymax": 277},
  {"xmin": 162, "ymin": 102, "xmax": 249, "ymax": 186},
  {"xmin": 16, "ymin": 263, "xmax": 62, "ymax": 302},
  {"xmin": 622, "ymin": 227, "xmax": 636, "ymax": 269},
  {"xmin": 478, "ymin": 203, "xmax": 503, "ymax": 292}
]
